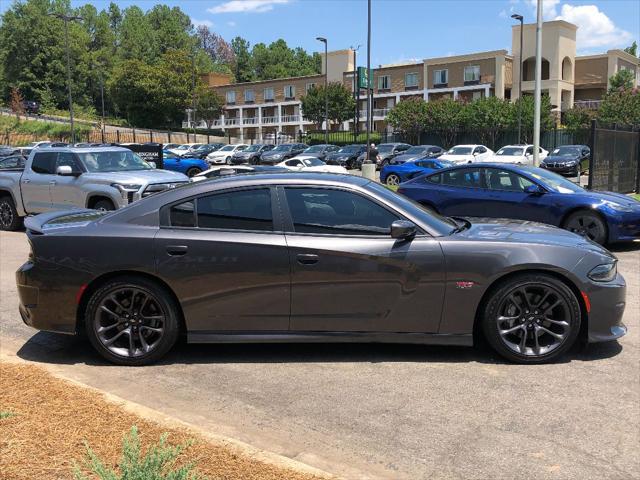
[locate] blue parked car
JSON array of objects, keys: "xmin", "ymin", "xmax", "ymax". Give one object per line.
[
  {"xmin": 397, "ymin": 163, "xmax": 640, "ymax": 245},
  {"xmin": 162, "ymin": 150, "xmax": 209, "ymax": 177},
  {"xmin": 380, "ymin": 157, "xmax": 454, "ymax": 186}
]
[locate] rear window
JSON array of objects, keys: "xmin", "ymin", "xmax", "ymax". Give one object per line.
[
  {"xmin": 197, "ymin": 189, "xmax": 272, "ymax": 231},
  {"xmin": 31, "ymin": 152, "xmax": 57, "ymax": 174}
]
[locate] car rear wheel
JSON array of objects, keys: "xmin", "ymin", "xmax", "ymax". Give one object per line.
[
  {"xmin": 186, "ymin": 167, "xmax": 202, "ymax": 177},
  {"xmin": 563, "ymin": 210, "xmax": 607, "ymax": 245},
  {"xmin": 0, "ymin": 196, "xmax": 22, "ymax": 231},
  {"xmin": 482, "ymin": 274, "xmax": 580, "ymax": 364},
  {"xmin": 85, "ymin": 277, "xmax": 180, "ymax": 366},
  {"xmin": 385, "ymin": 174, "xmax": 401, "ymax": 186},
  {"xmin": 93, "ymin": 199, "xmax": 115, "ymax": 211},
  {"xmin": 225, "ymin": 156, "xmax": 231, "ymax": 164}
]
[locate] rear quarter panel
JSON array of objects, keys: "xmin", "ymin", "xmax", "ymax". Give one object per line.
[{"xmin": 0, "ymin": 170, "xmax": 26, "ymax": 215}]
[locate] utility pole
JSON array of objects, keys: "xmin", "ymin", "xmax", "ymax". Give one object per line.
[
  {"xmin": 533, "ymin": 0, "xmax": 542, "ymax": 166},
  {"xmin": 192, "ymin": 53, "xmax": 197, "ymax": 139},
  {"xmin": 99, "ymin": 68, "xmax": 106, "ymax": 143},
  {"xmin": 49, "ymin": 12, "xmax": 83, "ymax": 144},
  {"xmin": 316, "ymin": 37, "xmax": 328, "ymax": 144},
  {"xmin": 511, "ymin": 13, "xmax": 524, "ymax": 144},
  {"xmin": 361, "ymin": 0, "xmax": 376, "ymax": 180},
  {"xmin": 351, "ymin": 45, "xmax": 361, "ymax": 139}
]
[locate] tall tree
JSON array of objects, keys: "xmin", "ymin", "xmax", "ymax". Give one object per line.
[
  {"xmin": 609, "ymin": 69, "xmax": 635, "ymax": 91},
  {"xmin": 386, "ymin": 97, "xmax": 430, "ymax": 144},
  {"xmin": 624, "ymin": 41, "xmax": 638, "ymax": 57},
  {"xmin": 231, "ymin": 37, "xmax": 254, "ymax": 83},
  {"xmin": 598, "ymin": 87, "xmax": 640, "ymax": 126},
  {"xmin": 301, "ymin": 83, "xmax": 355, "ymax": 129},
  {"xmin": 423, "ymin": 98, "xmax": 465, "ymax": 148},
  {"xmin": 459, "ymin": 97, "xmax": 514, "ymax": 149},
  {"xmin": 194, "ymin": 86, "xmax": 224, "ymax": 129}
]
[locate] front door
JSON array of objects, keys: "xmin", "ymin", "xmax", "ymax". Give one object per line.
[
  {"xmin": 436, "ymin": 167, "xmax": 490, "ymax": 217},
  {"xmin": 281, "ymin": 186, "xmax": 446, "ymax": 333},
  {"xmin": 50, "ymin": 152, "xmax": 85, "ymax": 209},
  {"xmin": 155, "ymin": 187, "xmax": 290, "ymax": 333}
]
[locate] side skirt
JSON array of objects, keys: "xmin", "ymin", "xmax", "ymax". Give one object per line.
[{"xmin": 187, "ymin": 331, "xmax": 473, "ymax": 346}]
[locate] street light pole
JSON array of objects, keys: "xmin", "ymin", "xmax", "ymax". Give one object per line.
[
  {"xmin": 351, "ymin": 45, "xmax": 361, "ymax": 139},
  {"xmin": 99, "ymin": 69, "xmax": 106, "ymax": 143},
  {"xmin": 49, "ymin": 12, "xmax": 83, "ymax": 144},
  {"xmin": 365, "ymin": 0, "xmax": 371, "ymax": 163},
  {"xmin": 511, "ymin": 13, "xmax": 524, "ymax": 144},
  {"xmin": 533, "ymin": 0, "xmax": 542, "ymax": 166},
  {"xmin": 316, "ymin": 37, "xmax": 328, "ymax": 144}
]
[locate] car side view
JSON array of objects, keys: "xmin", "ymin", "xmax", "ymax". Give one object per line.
[
  {"xmin": 380, "ymin": 157, "xmax": 454, "ymax": 186},
  {"xmin": 17, "ymin": 173, "xmax": 626, "ymax": 366}
]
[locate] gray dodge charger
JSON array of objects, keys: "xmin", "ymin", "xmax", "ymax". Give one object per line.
[{"xmin": 16, "ymin": 173, "xmax": 626, "ymax": 365}]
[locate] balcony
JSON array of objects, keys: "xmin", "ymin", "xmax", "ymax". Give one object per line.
[
  {"xmin": 358, "ymin": 108, "xmax": 391, "ymax": 119},
  {"xmin": 281, "ymin": 114, "xmax": 300, "ymax": 123},
  {"xmin": 262, "ymin": 116, "xmax": 278, "ymax": 124},
  {"xmin": 225, "ymin": 118, "xmax": 239, "ymax": 126},
  {"xmin": 574, "ymin": 99, "xmax": 602, "ymax": 109},
  {"xmin": 243, "ymin": 117, "xmax": 258, "ymax": 125}
]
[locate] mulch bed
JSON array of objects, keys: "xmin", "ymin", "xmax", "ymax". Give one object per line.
[{"xmin": 0, "ymin": 361, "xmax": 326, "ymax": 480}]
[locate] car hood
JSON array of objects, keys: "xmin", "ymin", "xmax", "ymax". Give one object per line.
[
  {"xmin": 262, "ymin": 151, "xmax": 287, "ymax": 157},
  {"xmin": 233, "ymin": 151, "xmax": 254, "ymax": 157},
  {"xmin": 439, "ymin": 154, "xmax": 474, "ymax": 162},
  {"xmin": 578, "ymin": 190, "xmax": 640, "ymax": 208},
  {"xmin": 486, "ymin": 154, "xmax": 524, "ymax": 162},
  {"xmin": 393, "ymin": 153, "xmax": 423, "ymax": 163},
  {"xmin": 83, "ymin": 169, "xmax": 188, "ymax": 184},
  {"xmin": 303, "ymin": 165, "xmax": 348, "ymax": 173},
  {"xmin": 326, "ymin": 152, "xmax": 352, "ymax": 159},
  {"xmin": 208, "ymin": 150, "xmax": 234, "ymax": 158},
  {"xmin": 543, "ymin": 155, "xmax": 579, "ymax": 162},
  {"xmin": 454, "ymin": 217, "xmax": 612, "ymax": 255}
]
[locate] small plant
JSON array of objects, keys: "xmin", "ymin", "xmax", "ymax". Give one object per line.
[
  {"xmin": 9, "ymin": 87, "xmax": 25, "ymax": 120},
  {"xmin": 0, "ymin": 411, "xmax": 16, "ymax": 419},
  {"xmin": 75, "ymin": 426, "xmax": 206, "ymax": 480}
]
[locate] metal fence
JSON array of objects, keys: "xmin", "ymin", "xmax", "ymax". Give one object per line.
[{"xmin": 588, "ymin": 122, "xmax": 640, "ymax": 194}]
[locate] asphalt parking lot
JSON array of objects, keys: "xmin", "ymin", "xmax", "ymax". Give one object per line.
[{"xmin": 0, "ymin": 230, "xmax": 638, "ymax": 480}]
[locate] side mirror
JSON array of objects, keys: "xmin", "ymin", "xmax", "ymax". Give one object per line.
[
  {"xmin": 148, "ymin": 161, "xmax": 157, "ymax": 168},
  {"xmin": 524, "ymin": 184, "xmax": 545, "ymax": 195},
  {"xmin": 56, "ymin": 165, "xmax": 79, "ymax": 176},
  {"xmin": 390, "ymin": 220, "xmax": 417, "ymax": 240}
]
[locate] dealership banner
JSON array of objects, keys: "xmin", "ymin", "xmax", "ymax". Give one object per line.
[{"xmin": 121, "ymin": 143, "xmax": 164, "ymax": 169}]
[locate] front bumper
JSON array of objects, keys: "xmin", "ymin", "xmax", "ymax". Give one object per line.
[
  {"xmin": 540, "ymin": 162, "xmax": 579, "ymax": 174},
  {"xmin": 585, "ymin": 273, "xmax": 627, "ymax": 343},
  {"xmin": 607, "ymin": 211, "xmax": 640, "ymax": 242}
]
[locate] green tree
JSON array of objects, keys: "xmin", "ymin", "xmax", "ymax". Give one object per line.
[
  {"xmin": 511, "ymin": 95, "xmax": 554, "ymax": 142},
  {"xmin": 423, "ymin": 98, "xmax": 465, "ymax": 148},
  {"xmin": 598, "ymin": 87, "xmax": 640, "ymax": 126},
  {"xmin": 624, "ymin": 41, "xmax": 638, "ymax": 57},
  {"xmin": 195, "ymin": 85, "xmax": 224, "ymax": 129},
  {"xmin": 609, "ymin": 69, "xmax": 635, "ymax": 91},
  {"xmin": 562, "ymin": 106, "xmax": 597, "ymax": 133},
  {"xmin": 301, "ymin": 82, "xmax": 355, "ymax": 129},
  {"xmin": 231, "ymin": 36, "xmax": 254, "ymax": 83},
  {"xmin": 386, "ymin": 97, "xmax": 429, "ymax": 144},
  {"xmin": 459, "ymin": 96, "xmax": 514, "ymax": 149}
]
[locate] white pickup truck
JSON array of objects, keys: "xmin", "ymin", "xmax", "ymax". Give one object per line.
[{"xmin": 0, "ymin": 146, "xmax": 188, "ymax": 230}]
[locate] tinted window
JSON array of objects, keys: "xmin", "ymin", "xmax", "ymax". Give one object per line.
[
  {"xmin": 442, "ymin": 168, "xmax": 482, "ymax": 188},
  {"xmin": 56, "ymin": 152, "xmax": 82, "ymax": 171},
  {"xmin": 170, "ymin": 201, "xmax": 196, "ymax": 227},
  {"xmin": 285, "ymin": 188, "xmax": 399, "ymax": 236},
  {"xmin": 0, "ymin": 156, "xmax": 24, "ymax": 169},
  {"xmin": 197, "ymin": 189, "xmax": 272, "ymax": 231},
  {"xmin": 31, "ymin": 152, "xmax": 57, "ymax": 174},
  {"xmin": 486, "ymin": 169, "xmax": 535, "ymax": 192},
  {"xmin": 426, "ymin": 173, "xmax": 441, "ymax": 184}
]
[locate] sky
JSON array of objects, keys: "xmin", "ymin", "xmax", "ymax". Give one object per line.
[{"xmin": 5, "ymin": 0, "xmax": 639, "ymax": 65}]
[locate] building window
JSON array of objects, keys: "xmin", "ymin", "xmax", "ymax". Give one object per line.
[
  {"xmin": 226, "ymin": 91, "xmax": 236, "ymax": 104},
  {"xmin": 433, "ymin": 69, "xmax": 448, "ymax": 85},
  {"xmin": 306, "ymin": 82, "xmax": 316, "ymax": 92},
  {"xmin": 378, "ymin": 75, "xmax": 390, "ymax": 90},
  {"xmin": 284, "ymin": 85, "xmax": 295, "ymax": 99},
  {"xmin": 464, "ymin": 65, "xmax": 481, "ymax": 83},
  {"xmin": 405, "ymin": 72, "xmax": 419, "ymax": 88},
  {"xmin": 264, "ymin": 87, "xmax": 274, "ymax": 101},
  {"xmin": 244, "ymin": 89, "xmax": 255, "ymax": 102}
]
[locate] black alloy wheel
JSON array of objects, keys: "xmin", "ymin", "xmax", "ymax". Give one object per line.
[
  {"xmin": 563, "ymin": 211, "xmax": 607, "ymax": 245},
  {"xmin": 186, "ymin": 167, "xmax": 202, "ymax": 177},
  {"xmin": 0, "ymin": 196, "xmax": 22, "ymax": 231}
]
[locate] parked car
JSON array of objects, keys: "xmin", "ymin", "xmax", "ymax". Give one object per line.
[
  {"xmin": 17, "ymin": 172, "xmax": 626, "ymax": 365},
  {"xmin": 22, "ymin": 100, "xmax": 40, "ymax": 114},
  {"xmin": 0, "ymin": 155, "xmax": 25, "ymax": 170},
  {"xmin": 439, "ymin": 144, "xmax": 493, "ymax": 164},
  {"xmin": 540, "ymin": 145, "xmax": 591, "ymax": 176},
  {"xmin": 230, "ymin": 144, "xmax": 275, "ymax": 165},
  {"xmin": 259, "ymin": 143, "xmax": 308, "ymax": 165},
  {"xmin": 397, "ymin": 163, "xmax": 640, "ymax": 245},
  {"xmin": 191, "ymin": 164, "xmax": 290, "ymax": 182},
  {"xmin": 181, "ymin": 143, "xmax": 225, "ymax": 159},
  {"xmin": 380, "ymin": 157, "xmax": 454, "ymax": 186},
  {"xmin": 388, "ymin": 145, "xmax": 445, "ymax": 165},
  {"xmin": 167, "ymin": 143, "xmax": 204, "ymax": 156},
  {"xmin": 0, "ymin": 145, "xmax": 19, "ymax": 157},
  {"xmin": 207, "ymin": 144, "xmax": 248, "ymax": 164},
  {"xmin": 276, "ymin": 157, "xmax": 348, "ymax": 174},
  {"xmin": 297, "ymin": 144, "xmax": 340, "ymax": 161},
  {"xmin": 162, "ymin": 151, "xmax": 209, "ymax": 177},
  {"xmin": 488, "ymin": 145, "xmax": 548, "ymax": 165},
  {"xmin": 163, "ymin": 143, "xmax": 181, "ymax": 151},
  {"xmin": 0, "ymin": 146, "xmax": 188, "ymax": 231},
  {"xmin": 325, "ymin": 144, "xmax": 367, "ymax": 169},
  {"xmin": 356, "ymin": 143, "xmax": 412, "ymax": 169}
]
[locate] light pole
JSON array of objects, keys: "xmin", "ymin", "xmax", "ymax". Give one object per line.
[
  {"xmin": 316, "ymin": 37, "xmax": 328, "ymax": 144},
  {"xmin": 533, "ymin": 0, "xmax": 542, "ymax": 166},
  {"xmin": 99, "ymin": 67, "xmax": 106, "ymax": 142},
  {"xmin": 511, "ymin": 13, "xmax": 524, "ymax": 144},
  {"xmin": 191, "ymin": 53, "xmax": 197, "ymax": 139},
  {"xmin": 48, "ymin": 12, "xmax": 83, "ymax": 144},
  {"xmin": 351, "ymin": 44, "xmax": 361, "ymax": 139},
  {"xmin": 365, "ymin": 0, "xmax": 372, "ymax": 163}
]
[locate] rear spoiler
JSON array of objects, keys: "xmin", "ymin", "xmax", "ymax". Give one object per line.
[{"xmin": 24, "ymin": 209, "xmax": 99, "ymax": 234}]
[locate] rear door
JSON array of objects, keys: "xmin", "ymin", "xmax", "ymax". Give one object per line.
[
  {"xmin": 21, "ymin": 151, "xmax": 56, "ymax": 213},
  {"xmin": 432, "ymin": 167, "xmax": 489, "ymax": 217},
  {"xmin": 155, "ymin": 187, "xmax": 290, "ymax": 334},
  {"xmin": 280, "ymin": 186, "xmax": 445, "ymax": 333}
]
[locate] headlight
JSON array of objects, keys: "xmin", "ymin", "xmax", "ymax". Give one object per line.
[
  {"xmin": 588, "ymin": 262, "xmax": 617, "ymax": 282},
  {"xmin": 111, "ymin": 183, "xmax": 142, "ymax": 192},
  {"xmin": 603, "ymin": 201, "xmax": 635, "ymax": 212}
]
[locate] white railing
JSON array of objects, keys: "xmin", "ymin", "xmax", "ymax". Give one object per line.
[
  {"xmin": 281, "ymin": 114, "xmax": 300, "ymax": 123},
  {"xmin": 243, "ymin": 117, "xmax": 258, "ymax": 125},
  {"xmin": 358, "ymin": 108, "xmax": 391, "ymax": 119},
  {"xmin": 574, "ymin": 100, "xmax": 602, "ymax": 109},
  {"xmin": 225, "ymin": 118, "xmax": 239, "ymax": 126},
  {"xmin": 262, "ymin": 116, "xmax": 278, "ymax": 124}
]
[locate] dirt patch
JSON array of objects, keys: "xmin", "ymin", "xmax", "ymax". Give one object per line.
[{"xmin": 0, "ymin": 361, "xmax": 328, "ymax": 480}]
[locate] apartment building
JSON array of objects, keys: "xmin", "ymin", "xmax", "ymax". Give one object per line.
[{"xmin": 188, "ymin": 20, "xmax": 639, "ymax": 141}]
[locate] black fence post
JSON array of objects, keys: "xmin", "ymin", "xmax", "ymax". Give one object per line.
[
  {"xmin": 101, "ymin": 129, "xmax": 105, "ymax": 143},
  {"xmin": 150, "ymin": 130, "xmax": 154, "ymax": 143},
  {"xmin": 207, "ymin": 133, "xmax": 210, "ymax": 144},
  {"xmin": 116, "ymin": 130, "xmax": 120, "ymax": 143},
  {"xmin": 167, "ymin": 131, "xmax": 172, "ymax": 143},
  {"xmin": 553, "ymin": 124, "xmax": 557, "ymax": 150},
  {"xmin": 636, "ymin": 127, "xmax": 640, "ymax": 193},
  {"xmin": 587, "ymin": 119, "xmax": 596, "ymax": 190},
  {"xmin": 132, "ymin": 128, "xmax": 136, "ymax": 143}
]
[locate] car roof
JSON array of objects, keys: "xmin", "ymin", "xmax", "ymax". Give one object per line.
[
  {"xmin": 33, "ymin": 146, "xmax": 133, "ymax": 153},
  {"xmin": 450, "ymin": 144, "xmax": 482, "ymax": 148},
  {"xmin": 193, "ymin": 172, "xmax": 369, "ymax": 187}
]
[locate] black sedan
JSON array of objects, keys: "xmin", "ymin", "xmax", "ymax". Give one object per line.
[
  {"xmin": 325, "ymin": 144, "xmax": 367, "ymax": 169},
  {"xmin": 299, "ymin": 144, "xmax": 340, "ymax": 161},
  {"xmin": 18, "ymin": 174, "xmax": 626, "ymax": 366},
  {"xmin": 230, "ymin": 143, "xmax": 274, "ymax": 165},
  {"xmin": 540, "ymin": 145, "xmax": 590, "ymax": 175},
  {"xmin": 181, "ymin": 143, "xmax": 225, "ymax": 159},
  {"xmin": 259, "ymin": 143, "xmax": 307, "ymax": 165},
  {"xmin": 389, "ymin": 145, "xmax": 445, "ymax": 165}
]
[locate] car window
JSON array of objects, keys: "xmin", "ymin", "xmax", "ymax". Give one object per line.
[
  {"xmin": 0, "ymin": 156, "xmax": 24, "ymax": 169},
  {"xmin": 197, "ymin": 188, "xmax": 272, "ymax": 231},
  {"xmin": 31, "ymin": 152, "xmax": 57, "ymax": 174},
  {"xmin": 525, "ymin": 147, "xmax": 534, "ymax": 155},
  {"xmin": 441, "ymin": 168, "xmax": 482, "ymax": 188},
  {"xmin": 284, "ymin": 188, "xmax": 400, "ymax": 236},
  {"xmin": 170, "ymin": 200, "xmax": 196, "ymax": 227},
  {"xmin": 485, "ymin": 169, "xmax": 535, "ymax": 192},
  {"xmin": 287, "ymin": 159, "xmax": 302, "ymax": 166},
  {"xmin": 426, "ymin": 173, "xmax": 441, "ymax": 184},
  {"xmin": 55, "ymin": 152, "xmax": 82, "ymax": 171}
]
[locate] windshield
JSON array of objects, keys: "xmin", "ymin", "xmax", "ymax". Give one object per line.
[
  {"xmin": 302, "ymin": 158, "xmax": 324, "ymax": 167},
  {"xmin": 404, "ymin": 146, "xmax": 428, "ymax": 155},
  {"xmin": 272, "ymin": 145, "xmax": 292, "ymax": 152},
  {"xmin": 338, "ymin": 145, "xmax": 361, "ymax": 153},
  {"xmin": 175, "ymin": 145, "xmax": 189, "ymax": 150},
  {"xmin": 245, "ymin": 144, "xmax": 263, "ymax": 152},
  {"xmin": 524, "ymin": 167, "xmax": 584, "ymax": 193},
  {"xmin": 79, "ymin": 151, "xmax": 153, "ymax": 172},
  {"xmin": 551, "ymin": 146, "xmax": 581, "ymax": 156},
  {"xmin": 219, "ymin": 145, "xmax": 235, "ymax": 151},
  {"xmin": 446, "ymin": 147, "xmax": 472, "ymax": 155},
  {"xmin": 496, "ymin": 147, "xmax": 524, "ymax": 156},
  {"xmin": 304, "ymin": 145, "xmax": 325, "ymax": 153},
  {"xmin": 378, "ymin": 144, "xmax": 394, "ymax": 153}
]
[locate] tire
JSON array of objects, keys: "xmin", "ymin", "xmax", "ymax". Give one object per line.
[
  {"xmin": 225, "ymin": 156, "xmax": 231, "ymax": 164},
  {"xmin": 482, "ymin": 273, "xmax": 581, "ymax": 364},
  {"xmin": 0, "ymin": 196, "xmax": 23, "ymax": 231},
  {"xmin": 562, "ymin": 210, "xmax": 607, "ymax": 245},
  {"xmin": 385, "ymin": 174, "xmax": 401, "ymax": 186},
  {"xmin": 93, "ymin": 199, "xmax": 115, "ymax": 211},
  {"xmin": 85, "ymin": 276, "xmax": 180, "ymax": 366},
  {"xmin": 185, "ymin": 167, "xmax": 202, "ymax": 177}
]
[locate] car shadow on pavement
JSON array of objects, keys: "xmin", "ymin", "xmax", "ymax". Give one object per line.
[
  {"xmin": 608, "ymin": 241, "xmax": 640, "ymax": 253},
  {"xmin": 15, "ymin": 330, "xmax": 623, "ymax": 367}
]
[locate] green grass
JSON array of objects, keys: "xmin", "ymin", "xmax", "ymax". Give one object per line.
[
  {"xmin": 631, "ymin": 194, "xmax": 640, "ymax": 201},
  {"xmin": 0, "ymin": 116, "xmax": 92, "ymax": 144},
  {"xmin": 0, "ymin": 411, "xmax": 16, "ymax": 419},
  {"xmin": 384, "ymin": 184, "xmax": 398, "ymax": 192}
]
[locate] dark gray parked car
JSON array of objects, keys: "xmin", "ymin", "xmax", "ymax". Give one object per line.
[
  {"xmin": 259, "ymin": 143, "xmax": 307, "ymax": 165},
  {"xmin": 389, "ymin": 145, "xmax": 445, "ymax": 165},
  {"xmin": 17, "ymin": 174, "xmax": 626, "ymax": 366},
  {"xmin": 230, "ymin": 143, "xmax": 275, "ymax": 165}
]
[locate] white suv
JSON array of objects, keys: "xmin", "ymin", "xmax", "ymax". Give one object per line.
[
  {"xmin": 207, "ymin": 144, "xmax": 248, "ymax": 164},
  {"xmin": 439, "ymin": 144, "xmax": 493, "ymax": 164},
  {"xmin": 489, "ymin": 144, "xmax": 548, "ymax": 165}
]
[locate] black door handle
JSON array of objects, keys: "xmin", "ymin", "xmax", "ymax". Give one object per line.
[
  {"xmin": 297, "ymin": 253, "xmax": 319, "ymax": 265},
  {"xmin": 166, "ymin": 245, "xmax": 188, "ymax": 256}
]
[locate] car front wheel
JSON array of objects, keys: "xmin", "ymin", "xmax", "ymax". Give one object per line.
[
  {"xmin": 482, "ymin": 274, "xmax": 581, "ymax": 364},
  {"xmin": 563, "ymin": 210, "xmax": 607, "ymax": 245},
  {"xmin": 385, "ymin": 174, "xmax": 401, "ymax": 186},
  {"xmin": 186, "ymin": 167, "xmax": 202, "ymax": 177},
  {"xmin": 0, "ymin": 196, "xmax": 23, "ymax": 231}
]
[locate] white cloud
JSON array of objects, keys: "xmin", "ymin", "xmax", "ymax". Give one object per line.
[
  {"xmin": 525, "ymin": 0, "xmax": 560, "ymax": 19},
  {"xmin": 227, "ymin": 20, "xmax": 237, "ymax": 27},
  {"xmin": 208, "ymin": 0, "xmax": 290, "ymax": 14},
  {"xmin": 192, "ymin": 18, "xmax": 214, "ymax": 28},
  {"xmin": 499, "ymin": 9, "xmax": 508, "ymax": 18},
  {"xmin": 555, "ymin": 4, "xmax": 634, "ymax": 50}
]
